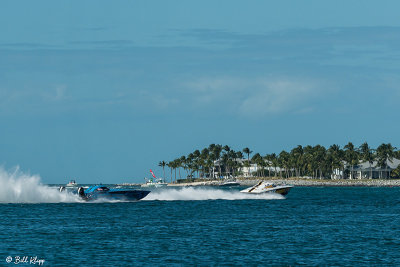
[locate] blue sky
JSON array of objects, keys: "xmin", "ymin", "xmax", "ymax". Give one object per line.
[{"xmin": 1, "ymin": 1, "xmax": 400, "ymax": 183}]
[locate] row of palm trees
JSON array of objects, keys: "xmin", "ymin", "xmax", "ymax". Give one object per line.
[{"xmin": 158, "ymin": 143, "xmax": 400, "ymax": 182}]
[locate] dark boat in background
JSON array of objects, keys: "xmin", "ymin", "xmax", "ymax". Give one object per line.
[{"xmin": 78, "ymin": 185, "xmax": 150, "ymax": 201}]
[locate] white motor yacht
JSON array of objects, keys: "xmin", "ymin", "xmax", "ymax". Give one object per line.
[
  {"xmin": 240, "ymin": 181, "xmax": 292, "ymax": 196},
  {"xmin": 141, "ymin": 178, "xmax": 168, "ymax": 188},
  {"xmin": 143, "ymin": 169, "xmax": 168, "ymax": 188},
  {"xmin": 66, "ymin": 180, "xmax": 77, "ymax": 187}
]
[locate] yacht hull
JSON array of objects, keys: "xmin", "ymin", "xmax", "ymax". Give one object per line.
[{"xmin": 240, "ymin": 182, "xmax": 292, "ymax": 196}]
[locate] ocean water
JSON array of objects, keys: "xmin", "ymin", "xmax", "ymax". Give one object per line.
[{"xmin": 1, "ymin": 170, "xmax": 400, "ymax": 266}]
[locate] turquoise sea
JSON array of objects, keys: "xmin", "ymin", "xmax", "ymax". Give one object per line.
[{"xmin": 1, "ymin": 185, "xmax": 399, "ymax": 266}]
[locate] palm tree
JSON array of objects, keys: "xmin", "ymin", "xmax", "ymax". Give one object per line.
[
  {"xmin": 223, "ymin": 145, "xmax": 230, "ymax": 153},
  {"xmin": 264, "ymin": 154, "xmax": 273, "ymax": 177},
  {"xmin": 376, "ymin": 143, "xmax": 396, "ymax": 179},
  {"xmin": 391, "ymin": 164, "xmax": 400, "ymax": 178},
  {"xmin": 243, "ymin": 147, "xmax": 252, "ymax": 162},
  {"xmin": 223, "ymin": 145, "xmax": 231, "ymax": 177},
  {"xmin": 258, "ymin": 157, "xmax": 267, "ymax": 177},
  {"xmin": 167, "ymin": 161, "xmax": 174, "ymax": 183},
  {"xmin": 235, "ymin": 151, "xmax": 244, "ymax": 177},
  {"xmin": 205, "ymin": 158, "xmax": 213, "ymax": 179},
  {"xmin": 180, "ymin": 156, "xmax": 189, "ymax": 178},
  {"xmin": 236, "ymin": 151, "xmax": 244, "ymax": 159},
  {"xmin": 158, "ymin": 161, "xmax": 166, "ymax": 181},
  {"xmin": 221, "ymin": 153, "xmax": 229, "ymax": 177},
  {"xmin": 313, "ymin": 145, "xmax": 326, "ymax": 179},
  {"xmin": 191, "ymin": 150, "xmax": 201, "ymax": 178},
  {"xmin": 278, "ymin": 151, "xmax": 290, "ymax": 178},
  {"xmin": 328, "ymin": 144, "xmax": 344, "ymax": 179},
  {"xmin": 269, "ymin": 153, "xmax": 278, "ymax": 177},
  {"xmin": 193, "ymin": 149, "xmax": 200, "ymax": 159},
  {"xmin": 303, "ymin": 145, "xmax": 315, "ymax": 178},
  {"xmin": 186, "ymin": 153, "xmax": 194, "ymax": 178},
  {"xmin": 251, "ymin": 153, "xmax": 267, "ymax": 177},
  {"xmin": 243, "ymin": 147, "xmax": 253, "ymax": 176},
  {"xmin": 163, "ymin": 142, "xmax": 399, "ymax": 182},
  {"xmin": 251, "ymin": 153, "xmax": 263, "ymax": 177},
  {"xmin": 344, "ymin": 142, "xmax": 359, "ymax": 179},
  {"xmin": 211, "ymin": 145, "xmax": 223, "ymax": 179},
  {"xmin": 178, "ymin": 156, "xmax": 186, "ymax": 180},
  {"xmin": 208, "ymin": 144, "xmax": 218, "ymax": 178},
  {"xmin": 290, "ymin": 145, "xmax": 304, "ymax": 177},
  {"xmin": 359, "ymin": 142, "xmax": 374, "ymax": 179},
  {"xmin": 169, "ymin": 160, "xmax": 176, "ymax": 183}
]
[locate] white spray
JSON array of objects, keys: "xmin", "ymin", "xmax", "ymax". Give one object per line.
[
  {"xmin": 144, "ymin": 187, "xmax": 285, "ymax": 201},
  {"xmin": 0, "ymin": 166, "xmax": 81, "ymax": 203}
]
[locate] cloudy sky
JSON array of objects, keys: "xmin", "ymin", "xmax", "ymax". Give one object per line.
[{"xmin": 1, "ymin": 0, "xmax": 399, "ymax": 183}]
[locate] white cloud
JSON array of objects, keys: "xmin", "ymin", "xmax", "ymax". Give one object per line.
[
  {"xmin": 134, "ymin": 90, "xmax": 179, "ymax": 110},
  {"xmin": 239, "ymin": 79, "xmax": 317, "ymax": 116},
  {"xmin": 149, "ymin": 93, "xmax": 179, "ymax": 109},
  {"xmin": 41, "ymin": 84, "xmax": 67, "ymax": 102},
  {"xmin": 54, "ymin": 85, "xmax": 67, "ymax": 100},
  {"xmin": 183, "ymin": 76, "xmax": 321, "ymax": 117},
  {"xmin": 183, "ymin": 77, "xmax": 244, "ymax": 104}
]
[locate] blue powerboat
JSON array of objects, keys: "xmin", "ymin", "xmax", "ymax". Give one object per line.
[{"xmin": 78, "ymin": 185, "xmax": 150, "ymax": 201}]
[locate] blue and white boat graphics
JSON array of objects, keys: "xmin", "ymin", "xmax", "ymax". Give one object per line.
[{"xmin": 78, "ymin": 185, "xmax": 150, "ymax": 201}]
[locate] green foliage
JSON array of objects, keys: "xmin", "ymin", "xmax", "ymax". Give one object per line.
[
  {"xmin": 391, "ymin": 166, "xmax": 400, "ymax": 178},
  {"xmin": 160, "ymin": 143, "xmax": 399, "ymax": 181}
]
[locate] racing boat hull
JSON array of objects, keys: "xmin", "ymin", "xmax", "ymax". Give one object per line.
[
  {"xmin": 78, "ymin": 186, "xmax": 150, "ymax": 201},
  {"xmin": 240, "ymin": 181, "xmax": 293, "ymax": 196}
]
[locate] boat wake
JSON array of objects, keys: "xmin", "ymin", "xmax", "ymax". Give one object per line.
[
  {"xmin": 0, "ymin": 167, "xmax": 284, "ymax": 203},
  {"xmin": 0, "ymin": 166, "xmax": 81, "ymax": 203},
  {"xmin": 143, "ymin": 187, "xmax": 285, "ymax": 201}
]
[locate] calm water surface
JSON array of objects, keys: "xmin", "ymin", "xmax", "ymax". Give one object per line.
[{"xmin": 1, "ymin": 187, "xmax": 399, "ymax": 266}]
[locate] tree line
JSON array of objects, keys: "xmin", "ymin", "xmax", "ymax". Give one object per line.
[{"xmin": 158, "ymin": 143, "xmax": 400, "ymax": 182}]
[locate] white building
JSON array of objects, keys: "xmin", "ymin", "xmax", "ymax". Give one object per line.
[
  {"xmin": 351, "ymin": 158, "xmax": 400, "ymax": 179},
  {"xmin": 333, "ymin": 158, "xmax": 400, "ymax": 179},
  {"xmin": 212, "ymin": 158, "xmax": 283, "ymax": 178},
  {"xmin": 241, "ymin": 163, "xmax": 260, "ymax": 177}
]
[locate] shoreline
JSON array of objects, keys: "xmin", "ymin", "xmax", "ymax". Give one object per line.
[{"xmin": 167, "ymin": 178, "xmax": 400, "ymax": 187}]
